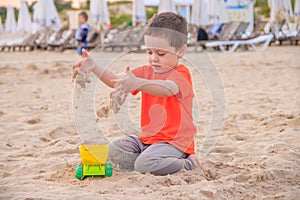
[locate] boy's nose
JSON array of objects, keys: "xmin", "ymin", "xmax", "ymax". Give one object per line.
[{"xmin": 151, "ymin": 53, "xmax": 159, "ymax": 62}]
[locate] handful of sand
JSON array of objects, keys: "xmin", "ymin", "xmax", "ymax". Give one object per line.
[
  {"xmin": 73, "ymin": 70, "xmax": 125, "ymax": 118},
  {"xmin": 96, "ymin": 93, "xmax": 124, "ymax": 118}
]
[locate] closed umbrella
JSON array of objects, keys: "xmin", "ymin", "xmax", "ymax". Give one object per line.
[
  {"xmin": 132, "ymin": 0, "xmax": 146, "ymax": 25},
  {"xmin": 5, "ymin": 6, "xmax": 17, "ymax": 33},
  {"xmin": 17, "ymin": 0, "xmax": 32, "ymax": 33},
  {"xmin": 0, "ymin": 16, "xmax": 3, "ymax": 32},
  {"xmin": 190, "ymin": 0, "xmax": 208, "ymax": 26},
  {"xmin": 33, "ymin": 0, "xmax": 61, "ymax": 30},
  {"xmin": 295, "ymin": 0, "xmax": 300, "ymax": 19},
  {"xmin": 268, "ymin": 0, "xmax": 293, "ymax": 22},
  {"xmin": 282, "ymin": 0, "xmax": 293, "ymax": 18},
  {"xmin": 90, "ymin": 0, "xmax": 110, "ymax": 24},
  {"xmin": 268, "ymin": 0, "xmax": 278, "ymax": 22},
  {"xmin": 158, "ymin": 0, "xmax": 176, "ymax": 13}
]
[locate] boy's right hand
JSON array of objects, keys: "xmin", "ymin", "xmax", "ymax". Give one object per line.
[{"xmin": 73, "ymin": 49, "xmax": 96, "ymax": 82}]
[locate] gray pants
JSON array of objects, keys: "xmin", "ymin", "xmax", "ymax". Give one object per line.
[{"xmin": 108, "ymin": 135, "xmax": 195, "ymax": 176}]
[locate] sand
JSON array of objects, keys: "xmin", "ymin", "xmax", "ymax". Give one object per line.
[{"xmin": 0, "ymin": 46, "xmax": 299, "ymax": 200}]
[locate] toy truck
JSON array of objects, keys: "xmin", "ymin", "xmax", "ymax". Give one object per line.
[{"xmin": 75, "ymin": 144, "xmax": 113, "ymax": 180}]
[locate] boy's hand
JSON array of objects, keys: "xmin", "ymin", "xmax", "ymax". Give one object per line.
[
  {"xmin": 73, "ymin": 49, "xmax": 96, "ymax": 82},
  {"xmin": 110, "ymin": 67, "xmax": 132, "ymax": 106},
  {"xmin": 113, "ymin": 67, "xmax": 141, "ymax": 93}
]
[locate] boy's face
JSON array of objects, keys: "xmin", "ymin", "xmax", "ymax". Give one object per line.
[
  {"xmin": 78, "ymin": 15, "xmax": 86, "ymax": 25},
  {"xmin": 144, "ymin": 35, "xmax": 185, "ymax": 74}
]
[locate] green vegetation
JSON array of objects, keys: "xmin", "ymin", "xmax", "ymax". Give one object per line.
[
  {"xmin": 146, "ymin": 7, "xmax": 158, "ymax": 20},
  {"xmin": 108, "ymin": 1, "xmax": 131, "ymax": 6},
  {"xmin": 255, "ymin": 0, "xmax": 270, "ymax": 18},
  {"xmin": 110, "ymin": 14, "xmax": 132, "ymax": 27},
  {"xmin": 109, "ymin": 6, "xmax": 158, "ymax": 27},
  {"xmin": 0, "ymin": 7, "xmax": 7, "ymax": 22},
  {"xmin": 54, "ymin": 0, "xmax": 71, "ymax": 12},
  {"xmin": 254, "ymin": 0, "xmax": 297, "ymax": 18}
]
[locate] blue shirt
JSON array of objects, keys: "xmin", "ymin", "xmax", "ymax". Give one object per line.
[{"xmin": 75, "ymin": 23, "xmax": 89, "ymax": 43}]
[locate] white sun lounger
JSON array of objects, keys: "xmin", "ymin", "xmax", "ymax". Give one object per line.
[{"xmin": 205, "ymin": 34, "xmax": 274, "ymax": 53}]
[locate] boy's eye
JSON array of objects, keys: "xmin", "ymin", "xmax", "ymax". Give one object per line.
[
  {"xmin": 146, "ymin": 50, "xmax": 166, "ymax": 56},
  {"xmin": 157, "ymin": 52, "xmax": 166, "ymax": 56}
]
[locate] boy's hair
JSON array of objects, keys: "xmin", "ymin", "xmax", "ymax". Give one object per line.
[
  {"xmin": 145, "ymin": 12, "xmax": 187, "ymax": 49},
  {"xmin": 79, "ymin": 11, "xmax": 88, "ymax": 21}
]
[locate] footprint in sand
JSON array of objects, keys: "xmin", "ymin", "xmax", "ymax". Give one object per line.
[
  {"xmin": 25, "ymin": 118, "xmax": 41, "ymax": 125},
  {"xmin": 211, "ymin": 146, "xmax": 236, "ymax": 154},
  {"xmin": 286, "ymin": 118, "xmax": 300, "ymax": 128},
  {"xmin": 0, "ymin": 65, "xmax": 18, "ymax": 74},
  {"xmin": 0, "ymin": 110, "xmax": 5, "ymax": 117},
  {"xmin": 234, "ymin": 174, "xmax": 251, "ymax": 182},
  {"xmin": 25, "ymin": 63, "xmax": 38, "ymax": 70}
]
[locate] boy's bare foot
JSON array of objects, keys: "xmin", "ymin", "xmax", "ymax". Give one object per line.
[{"xmin": 187, "ymin": 154, "xmax": 201, "ymax": 168}]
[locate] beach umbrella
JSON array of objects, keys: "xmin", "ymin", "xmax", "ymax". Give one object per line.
[
  {"xmin": 0, "ymin": 16, "xmax": 3, "ymax": 32},
  {"xmin": 283, "ymin": 0, "xmax": 293, "ymax": 17},
  {"xmin": 294, "ymin": 0, "xmax": 300, "ymax": 19},
  {"xmin": 190, "ymin": 0, "xmax": 208, "ymax": 26},
  {"xmin": 268, "ymin": 0, "xmax": 293, "ymax": 22},
  {"xmin": 158, "ymin": 0, "xmax": 176, "ymax": 13},
  {"xmin": 17, "ymin": 0, "xmax": 32, "ymax": 33},
  {"xmin": 33, "ymin": 0, "xmax": 61, "ymax": 29},
  {"xmin": 132, "ymin": 0, "xmax": 147, "ymax": 25},
  {"xmin": 207, "ymin": 0, "xmax": 226, "ymax": 24},
  {"xmin": 5, "ymin": 6, "xmax": 17, "ymax": 33},
  {"xmin": 90, "ymin": 0, "xmax": 110, "ymax": 24},
  {"xmin": 268, "ymin": 0, "xmax": 278, "ymax": 22}
]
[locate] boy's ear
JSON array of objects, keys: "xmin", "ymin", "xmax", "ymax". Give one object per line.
[{"xmin": 178, "ymin": 45, "xmax": 187, "ymax": 58}]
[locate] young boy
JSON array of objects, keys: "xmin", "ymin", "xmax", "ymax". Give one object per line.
[
  {"xmin": 73, "ymin": 12, "xmax": 200, "ymax": 176},
  {"xmin": 74, "ymin": 11, "xmax": 89, "ymax": 54}
]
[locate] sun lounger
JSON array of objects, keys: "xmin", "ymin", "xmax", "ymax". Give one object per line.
[
  {"xmin": 290, "ymin": 27, "xmax": 300, "ymax": 45},
  {"xmin": 0, "ymin": 37, "xmax": 24, "ymax": 52},
  {"xmin": 102, "ymin": 28, "xmax": 145, "ymax": 52},
  {"xmin": 205, "ymin": 34, "xmax": 274, "ymax": 53},
  {"xmin": 48, "ymin": 29, "xmax": 76, "ymax": 51},
  {"xmin": 267, "ymin": 19, "xmax": 296, "ymax": 45},
  {"xmin": 35, "ymin": 28, "xmax": 57, "ymax": 49},
  {"xmin": 194, "ymin": 22, "xmax": 242, "ymax": 52},
  {"xmin": 249, "ymin": 20, "xmax": 268, "ymax": 38},
  {"xmin": 87, "ymin": 31, "xmax": 101, "ymax": 49},
  {"xmin": 231, "ymin": 22, "xmax": 250, "ymax": 40},
  {"xmin": 0, "ymin": 33, "xmax": 40, "ymax": 52},
  {"xmin": 12, "ymin": 32, "xmax": 40, "ymax": 51},
  {"xmin": 39, "ymin": 28, "xmax": 64, "ymax": 50}
]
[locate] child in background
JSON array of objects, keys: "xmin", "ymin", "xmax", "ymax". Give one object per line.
[
  {"xmin": 74, "ymin": 11, "xmax": 89, "ymax": 54},
  {"xmin": 73, "ymin": 12, "xmax": 200, "ymax": 176}
]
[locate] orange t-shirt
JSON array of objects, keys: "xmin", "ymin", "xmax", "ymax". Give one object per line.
[{"xmin": 132, "ymin": 64, "xmax": 197, "ymax": 154}]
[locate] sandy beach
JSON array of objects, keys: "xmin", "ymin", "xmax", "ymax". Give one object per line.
[{"xmin": 0, "ymin": 46, "xmax": 299, "ymax": 199}]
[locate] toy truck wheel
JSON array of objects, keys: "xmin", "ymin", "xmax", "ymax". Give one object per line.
[
  {"xmin": 75, "ymin": 164, "xmax": 84, "ymax": 180},
  {"xmin": 105, "ymin": 162, "xmax": 113, "ymax": 177}
]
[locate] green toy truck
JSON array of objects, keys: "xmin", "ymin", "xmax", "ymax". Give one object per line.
[{"xmin": 75, "ymin": 144, "xmax": 113, "ymax": 180}]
